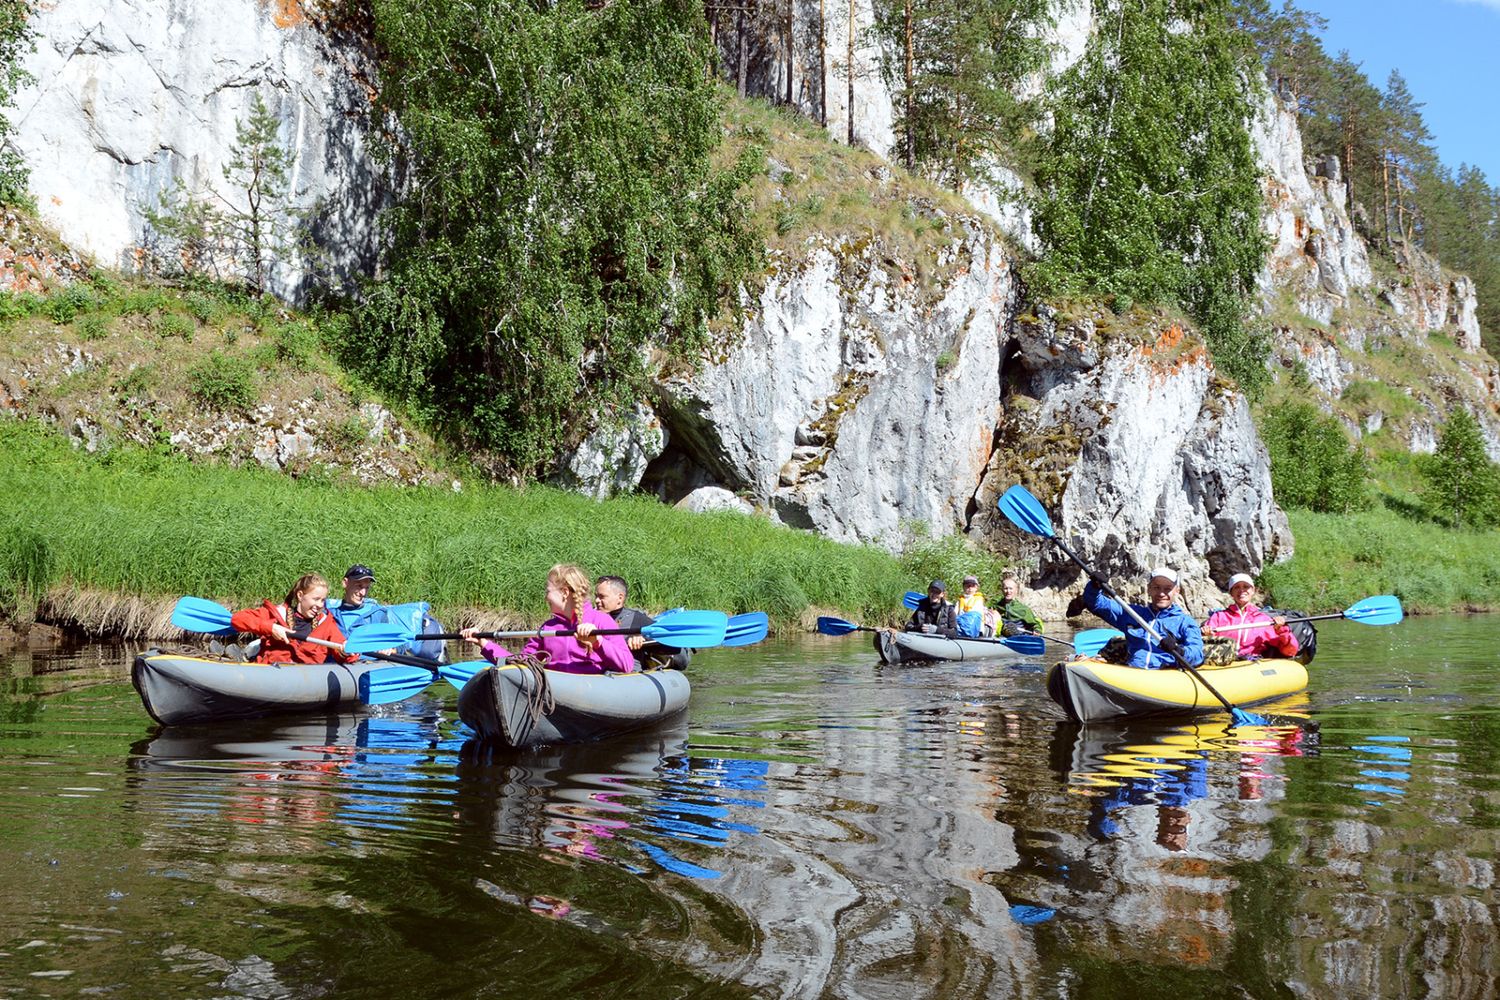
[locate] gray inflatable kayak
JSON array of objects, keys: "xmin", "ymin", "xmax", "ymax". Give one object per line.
[
  {"xmin": 456, "ymin": 661, "xmax": 690, "ymax": 749},
  {"xmin": 132, "ymin": 649, "xmax": 389, "ymax": 726},
  {"xmin": 873, "ymin": 629, "xmax": 1027, "ymax": 664}
]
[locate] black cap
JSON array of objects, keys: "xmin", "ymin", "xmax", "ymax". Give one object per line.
[
  {"xmin": 344, "ymin": 564, "xmax": 375, "ymax": 582},
  {"xmin": 929, "ymin": 579, "xmax": 946, "ymax": 593}
]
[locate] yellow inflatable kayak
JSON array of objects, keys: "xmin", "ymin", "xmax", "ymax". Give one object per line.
[{"xmin": 1047, "ymin": 656, "xmax": 1309, "ymax": 723}]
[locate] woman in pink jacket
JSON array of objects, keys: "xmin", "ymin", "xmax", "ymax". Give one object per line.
[
  {"xmin": 461, "ymin": 563, "xmax": 636, "ymax": 674},
  {"xmin": 1202, "ymin": 573, "xmax": 1299, "ymax": 659}
]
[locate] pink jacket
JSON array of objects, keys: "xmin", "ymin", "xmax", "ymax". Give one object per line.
[
  {"xmin": 1204, "ymin": 604, "xmax": 1299, "ymax": 659},
  {"xmin": 478, "ymin": 602, "xmax": 637, "ymax": 674}
]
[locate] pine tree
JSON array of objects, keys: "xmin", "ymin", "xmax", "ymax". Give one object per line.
[
  {"xmin": 143, "ymin": 91, "xmax": 306, "ymax": 294},
  {"xmin": 1423, "ymin": 408, "xmax": 1500, "ymax": 530}
]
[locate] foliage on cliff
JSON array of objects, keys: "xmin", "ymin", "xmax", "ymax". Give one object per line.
[
  {"xmin": 1028, "ymin": 0, "xmax": 1270, "ymax": 396},
  {"xmin": 0, "ymin": 0, "xmax": 33, "ymax": 206},
  {"xmin": 871, "ymin": 0, "xmax": 1051, "ymax": 186},
  {"xmin": 346, "ymin": 0, "xmax": 762, "ymax": 477}
]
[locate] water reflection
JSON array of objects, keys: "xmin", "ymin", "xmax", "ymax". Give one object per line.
[{"xmin": 129, "ymin": 712, "xmax": 766, "ymax": 880}]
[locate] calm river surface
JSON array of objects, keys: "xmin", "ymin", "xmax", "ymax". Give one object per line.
[{"xmin": 3, "ymin": 615, "xmax": 1498, "ymax": 998}]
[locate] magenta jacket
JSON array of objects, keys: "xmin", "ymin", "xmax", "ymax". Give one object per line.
[
  {"xmin": 478, "ymin": 602, "xmax": 637, "ymax": 674},
  {"xmin": 1204, "ymin": 604, "xmax": 1299, "ymax": 659}
]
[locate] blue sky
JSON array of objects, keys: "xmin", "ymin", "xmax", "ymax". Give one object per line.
[{"xmin": 1307, "ymin": 0, "xmax": 1500, "ymax": 183}]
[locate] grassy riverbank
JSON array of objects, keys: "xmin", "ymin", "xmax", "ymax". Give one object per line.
[
  {"xmin": 1260, "ymin": 508, "xmax": 1500, "ymax": 614},
  {"xmin": 0, "ymin": 420, "xmax": 1005, "ymax": 636}
]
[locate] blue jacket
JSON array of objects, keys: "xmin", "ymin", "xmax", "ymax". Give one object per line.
[{"xmin": 1083, "ymin": 580, "xmax": 1204, "ymax": 669}]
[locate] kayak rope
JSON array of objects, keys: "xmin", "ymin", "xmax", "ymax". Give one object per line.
[{"xmin": 510, "ymin": 652, "xmax": 555, "ymax": 722}]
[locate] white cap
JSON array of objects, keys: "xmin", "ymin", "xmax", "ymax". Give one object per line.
[
  {"xmin": 1226, "ymin": 572, "xmax": 1254, "ymax": 590},
  {"xmin": 1148, "ymin": 566, "xmax": 1178, "ymax": 585}
]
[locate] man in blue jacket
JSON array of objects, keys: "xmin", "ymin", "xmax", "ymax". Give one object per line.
[{"xmin": 1082, "ymin": 566, "xmax": 1204, "ymax": 669}]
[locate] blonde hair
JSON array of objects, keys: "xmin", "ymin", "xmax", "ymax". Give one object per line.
[
  {"xmin": 285, "ymin": 572, "xmax": 329, "ymax": 609},
  {"xmin": 548, "ymin": 563, "xmax": 592, "ymax": 609}
]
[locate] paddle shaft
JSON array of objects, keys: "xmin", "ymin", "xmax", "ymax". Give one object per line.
[
  {"xmin": 298, "ymin": 634, "xmax": 443, "ymax": 670},
  {"xmin": 1208, "ymin": 610, "xmax": 1354, "ymax": 633},
  {"xmin": 417, "ymin": 626, "xmax": 660, "ymax": 640}
]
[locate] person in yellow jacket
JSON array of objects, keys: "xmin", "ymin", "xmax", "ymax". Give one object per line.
[{"xmin": 956, "ymin": 575, "xmax": 998, "ymax": 636}]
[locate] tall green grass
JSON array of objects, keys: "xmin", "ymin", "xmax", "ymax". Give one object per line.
[
  {"xmin": 1260, "ymin": 508, "xmax": 1500, "ymax": 613},
  {"xmin": 0, "ymin": 420, "xmax": 928, "ymax": 627}
]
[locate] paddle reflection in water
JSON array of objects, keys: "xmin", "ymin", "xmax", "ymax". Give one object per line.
[{"xmin": 131, "ymin": 710, "xmax": 765, "ymax": 879}]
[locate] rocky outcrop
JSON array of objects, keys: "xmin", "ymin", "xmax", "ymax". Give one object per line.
[
  {"xmin": 653, "ymin": 221, "xmax": 1013, "ymax": 549},
  {"xmin": 968, "ymin": 312, "xmax": 1292, "ymax": 610},
  {"xmin": 13, "ymin": 0, "xmax": 381, "ymax": 301},
  {"xmin": 1252, "ymin": 94, "xmax": 1374, "ymax": 324}
]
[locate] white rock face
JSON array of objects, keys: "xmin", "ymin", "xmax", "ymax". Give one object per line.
[
  {"xmin": 13, "ymin": 0, "xmax": 380, "ymax": 300},
  {"xmin": 1252, "ymin": 91, "xmax": 1373, "ymax": 318},
  {"xmin": 555, "ymin": 404, "xmax": 666, "ymax": 501},
  {"xmin": 660, "ymin": 223, "xmax": 1013, "ymax": 549}
]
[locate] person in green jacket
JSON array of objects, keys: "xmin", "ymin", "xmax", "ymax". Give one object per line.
[{"xmin": 994, "ymin": 574, "xmax": 1043, "ymax": 637}]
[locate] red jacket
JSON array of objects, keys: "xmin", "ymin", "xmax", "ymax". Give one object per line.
[{"xmin": 230, "ymin": 600, "xmax": 357, "ymax": 665}]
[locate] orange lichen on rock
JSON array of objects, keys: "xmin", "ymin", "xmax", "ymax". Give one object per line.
[{"xmin": 270, "ymin": 0, "xmax": 308, "ymax": 28}]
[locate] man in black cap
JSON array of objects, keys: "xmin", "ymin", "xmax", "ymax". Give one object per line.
[
  {"xmin": 325, "ymin": 564, "xmax": 381, "ymax": 636},
  {"xmin": 905, "ymin": 579, "xmax": 959, "ymax": 637}
]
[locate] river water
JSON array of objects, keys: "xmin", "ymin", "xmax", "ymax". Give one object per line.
[{"xmin": 2, "ymin": 615, "xmax": 1497, "ymax": 998}]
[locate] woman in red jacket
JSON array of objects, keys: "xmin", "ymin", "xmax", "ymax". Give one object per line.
[{"xmin": 230, "ymin": 573, "xmax": 358, "ymax": 665}]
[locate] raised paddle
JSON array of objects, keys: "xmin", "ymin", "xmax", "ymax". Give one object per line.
[
  {"xmin": 411, "ymin": 609, "xmax": 730, "ymax": 649},
  {"xmin": 1207, "ymin": 595, "xmax": 1403, "ymax": 632},
  {"xmin": 815, "ymin": 616, "xmax": 1047, "ymax": 655},
  {"xmin": 997, "ymin": 484, "xmax": 1268, "ymax": 727},
  {"xmin": 721, "ymin": 611, "xmax": 770, "ymax": 647}
]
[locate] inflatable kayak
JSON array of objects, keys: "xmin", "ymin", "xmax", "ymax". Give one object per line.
[
  {"xmin": 456, "ymin": 661, "xmax": 690, "ymax": 749},
  {"xmin": 1047, "ymin": 656, "xmax": 1309, "ymax": 723},
  {"xmin": 873, "ymin": 629, "xmax": 1027, "ymax": 664},
  {"xmin": 132, "ymin": 650, "xmax": 392, "ymax": 726}
]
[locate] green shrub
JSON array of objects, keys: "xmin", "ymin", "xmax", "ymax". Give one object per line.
[
  {"xmin": 75, "ymin": 313, "xmax": 108, "ymax": 341},
  {"xmin": 1421, "ymin": 407, "xmax": 1500, "ymax": 529},
  {"xmin": 184, "ymin": 292, "xmax": 221, "ymax": 325},
  {"xmin": 155, "ymin": 312, "xmax": 194, "ymax": 342},
  {"xmin": 1262, "ymin": 401, "xmax": 1370, "ymax": 513},
  {"xmin": 115, "ymin": 288, "xmax": 169, "ymax": 316},
  {"xmin": 273, "ymin": 320, "xmax": 320, "ymax": 368},
  {"xmin": 45, "ymin": 284, "xmax": 96, "ymax": 324},
  {"xmin": 187, "ymin": 351, "xmax": 257, "ymax": 410},
  {"xmin": 0, "ymin": 290, "xmax": 44, "ymax": 322}
]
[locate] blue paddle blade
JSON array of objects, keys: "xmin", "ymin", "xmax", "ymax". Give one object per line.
[
  {"xmin": 642, "ymin": 609, "xmax": 728, "ymax": 647},
  {"xmin": 343, "ymin": 625, "xmax": 419, "ymax": 655},
  {"xmin": 816, "ymin": 616, "xmax": 861, "ymax": 636},
  {"xmin": 170, "ymin": 596, "xmax": 237, "ymax": 636},
  {"xmin": 999, "ymin": 633, "xmax": 1047, "ymax": 656},
  {"xmin": 1073, "ymin": 628, "xmax": 1125, "ymax": 657},
  {"xmin": 359, "ymin": 665, "xmax": 435, "ymax": 706},
  {"xmin": 1230, "ymin": 707, "xmax": 1269, "ymax": 727},
  {"xmin": 1344, "ymin": 595, "xmax": 1403, "ymax": 626},
  {"xmin": 903, "ymin": 591, "xmax": 923, "ymax": 609},
  {"xmin": 997, "ymin": 484, "xmax": 1057, "ymax": 539},
  {"xmin": 440, "ymin": 660, "xmax": 485, "ymax": 691},
  {"xmin": 723, "ymin": 612, "xmax": 770, "ymax": 647}
]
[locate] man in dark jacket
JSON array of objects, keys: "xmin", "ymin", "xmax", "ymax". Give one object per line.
[
  {"xmin": 906, "ymin": 579, "xmax": 959, "ymax": 637},
  {"xmin": 593, "ymin": 575, "xmax": 691, "ymax": 671}
]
